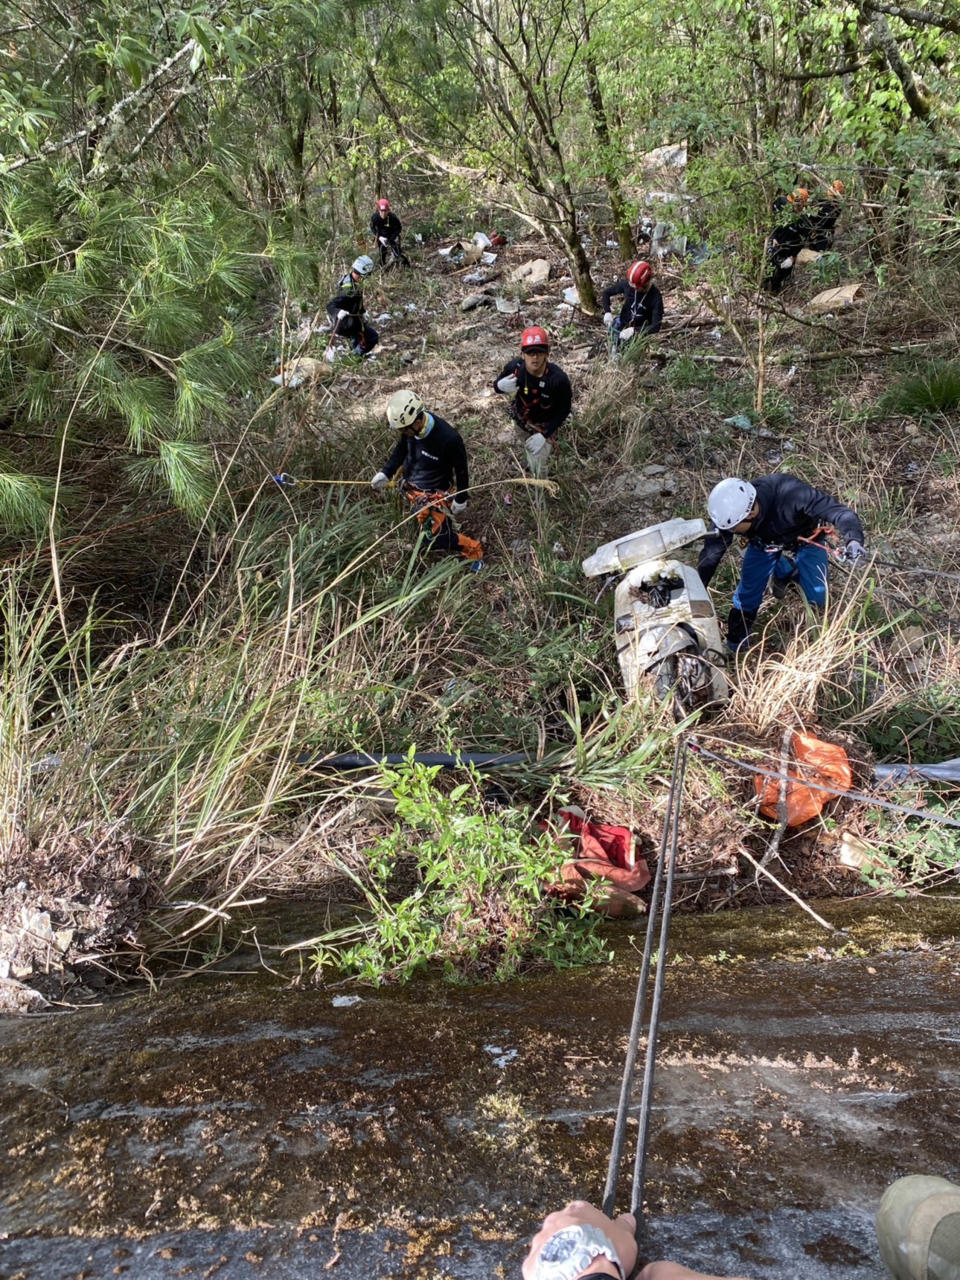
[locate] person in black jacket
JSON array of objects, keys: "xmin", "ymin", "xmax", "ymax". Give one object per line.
[
  {"xmin": 763, "ymin": 188, "xmax": 812, "ymax": 293},
  {"xmin": 806, "ymin": 180, "xmax": 844, "ymax": 251},
  {"xmin": 493, "ymin": 325, "xmax": 572, "ymax": 476},
  {"xmin": 370, "ymin": 197, "xmax": 410, "ymax": 267},
  {"xmin": 326, "ymin": 255, "xmax": 379, "ymax": 356},
  {"xmin": 698, "ymin": 474, "xmax": 867, "ymax": 651},
  {"xmin": 370, "ymin": 389, "xmax": 484, "ymax": 566},
  {"xmin": 601, "ymin": 260, "xmax": 663, "ymax": 346}
]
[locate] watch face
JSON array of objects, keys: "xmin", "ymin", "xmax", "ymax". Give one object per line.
[{"xmin": 541, "ymin": 1228, "xmax": 579, "ymax": 1264}]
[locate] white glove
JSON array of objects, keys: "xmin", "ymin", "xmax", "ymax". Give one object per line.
[
  {"xmin": 370, "ymin": 471, "xmax": 389, "ymax": 492},
  {"xmin": 450, "ymin": 499, "xmax": 467, "ymax": 516},
  {"xmin": 336, "ymin": 309, "xmax": 349, "ymax": 319},
  {"xmin": 620, "ymin": 326, "xmax": 635, "ymax": 342},
  {"xmin": 602, "ymin": 312, "xmax": 614, "ymax": 328},
  {"xmin": 379, "ymin": 236, "xmax": 389, "ymax": 246},
  {"xmin": 496, "ymin": 374, "xmax": 519, "ymax": 394}
]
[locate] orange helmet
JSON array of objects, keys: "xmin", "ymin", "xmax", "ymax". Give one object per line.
[
  {"xmin": 829, "ymin": 180, "xmax": 845, "ymax": 196},
  {"xmin": 520, "ymin": 326, "xmax": 550, "ymax": 352},
  {"xmin": 627, "ymin": 260, "xmax": 652, "ymax": 289},
  {"xmin": 377, "ymin": 198, "xmax": 390, "ymax": 212},
  {"xmin": 788, "ymin": 187, "xmax": 809, "ymax": 206}
]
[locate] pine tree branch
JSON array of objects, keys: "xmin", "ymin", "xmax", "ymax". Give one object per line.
[{"xmin": 3, "ymin": 38, "xmax": 197, "ymax": 172}]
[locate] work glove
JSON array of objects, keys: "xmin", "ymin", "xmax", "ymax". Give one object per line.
[
  {"xmin": 379, "ymin": 236, "xmax": 389, "ymax": 246},
  {"xmin": 336, "ymin": 309, "xmax": 349, "ymax": 320},
  {"xmin": 619, "ymin": 326, "xmax": 635, "ymax": 342},
  {"xmin": 602, "ymin": 312, "xmax": 614, "ymax": 328},
  {"xmin": 370, "ymin": 471, "xmax": 389, "ymax": 492},
  {"xmin": 845, "ymin": 539, "xmax": 867, "ymax": 565},
  {"xmin": 496, "ymin": 374, "xmax": 519, "ymax": 394},
  {"xmin": 450, "ymin": 499, "xmax": 467, "ymax": 516}
]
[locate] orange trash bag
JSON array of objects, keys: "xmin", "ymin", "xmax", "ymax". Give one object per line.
[{"xmin": 755, "ymin": 731, "xmax": 852, "ymax": 826}]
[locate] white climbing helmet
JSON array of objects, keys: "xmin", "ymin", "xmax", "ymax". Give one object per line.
[
  {"xmin": 387, "ymin": 389, "xmax": 425, "ymax": 429},
  {"xmin": 352, "ymin": 255, "xmax": 374, "ymax": 277},
  {"xmin": 708, "ymin": 478, "xmax": 757, "ymax": 530}
]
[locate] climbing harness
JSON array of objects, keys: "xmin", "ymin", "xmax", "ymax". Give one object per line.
[{"xmin": 602, "ymin": 738, "xmax": 687, "ymax": 1236}]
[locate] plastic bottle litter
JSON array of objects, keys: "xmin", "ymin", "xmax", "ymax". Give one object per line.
[{"xmin": 581, "ymin": 518, "xmax": 706, "ymax": 578}]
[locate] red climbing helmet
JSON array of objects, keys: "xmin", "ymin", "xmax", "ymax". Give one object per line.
[
  {"xmin": 627, "ymin": 260, "xmax": 652, "ymax": 290},
  {"xmin": 377, "ymin": 198, "xmax": 390, "ymax": 212},
  {"xmin": 520, "ymin": 325, "xmax": 549, "ymax": 352}
]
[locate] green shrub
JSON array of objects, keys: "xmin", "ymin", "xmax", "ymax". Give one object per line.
[
  {"xmin": 879, "ymin": 361, "xmax": 960, "ymax": 418},
  {"xmin": 310, "ymin": 760, "xmax": 610, "ymax": 984}
]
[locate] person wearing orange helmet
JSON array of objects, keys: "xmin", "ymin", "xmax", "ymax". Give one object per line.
[
  {"xmin": 494, "ymin": 326, "xmax": 573, "ymax": 476},
  {"xmin": 600, "ymin": 260, "xmax": 663, "ymax": 346},
  {"xmin": 370, "ymin": 197, "xmax": 410, "ymax": 267}
]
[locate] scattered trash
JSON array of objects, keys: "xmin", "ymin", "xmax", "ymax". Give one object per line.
[
  {"xmin": 641, "ymin": 141, "xmax": 687, "ymax": 171},
  {"xmin": 723, "ymin": 414, "xmax": 754, "ymax": 431},
  {"xmin": 785, "ymin": 364, "xmax": 797, "ymax": 381},
  {"xmin": 332, "ymin": 994, "xmax": 362, "ymax": 1008},
  {"xmin": 562, "ymin": 286, "xmax": 580, "ymax": 306},
  {"xmin": 270, "ymin": 356, "xmax": 325, "ymax": 387},
  {"xmin": 481, "ymin": 251, "xmax": 498, "ymax": 266},
  {"xmin": 461, "ymin": 292, "xmax": 494, "ymax": 312},
  {"xmin": 543, "ymin": 806, "xmax": 650, "ymax": 919},
  {"xmin": 795, "ymin": 248, "xmax": 821, "ymax": 265},
  {"xmin": 489, "ymin": 231, "xmax": 508, "ymax": 247},
  {"xmin": 755, "ymin": 732, "xmax": 851, "ymax": 826},
  {"xmin": 605, "ymin": 239, "xmax": 619, "ymax": 248},
  {"xmin": 463, "ymin": 270, "xmax": 490, "ymax": 285},
  {"xmin": 710, "ymin": 327, "xmax": 723, "ymax": 339},
  {"xmin": 473, "ymin": 231, "xmax": 492, "ymax": 249},
  {"xmin": 494, "ymin": 296, "xmax": 521, "ymax": 314},
  {"xmin": 510, "ymin": 258, "xmax": 551, "ymax": 286},
  {"xmin": 838, "ymin": 831, "xmax": 885, "ymax": 873},
  {"xmin": 405, "ymin": 303, "xmax": 417, "ymax": 312},
  {"xmin": 373, "ymin": 312, "xmax": 392, "ymax": 324},
  {"xmin": 808, "ymin": 283, "xmax": 864, "ymax": 315},
  {"xmin": 503, "ymin": 492, "xmax": 512, "ymax": 505},
  {"xmin": 483, "ymin": 1043, "xmax": 518, "ymax": 1068}
]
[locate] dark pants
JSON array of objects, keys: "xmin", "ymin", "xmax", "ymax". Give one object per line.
[
  {"xmin": 377, "ymin": 237, "xmax": 410, "ymax": 267},
  {"xmin": 326, "ymin": 308, "xmax": 379, "ymax": 354}
]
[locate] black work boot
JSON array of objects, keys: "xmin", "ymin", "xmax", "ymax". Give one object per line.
[{"xmin": 726, "ymin": 606, "xmax": 758, "ymax": 652}]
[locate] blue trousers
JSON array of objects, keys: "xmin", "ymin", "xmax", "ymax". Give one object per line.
[{"xmin": 728, "ymin": 543, "xmax": 830, "ymax": 650}]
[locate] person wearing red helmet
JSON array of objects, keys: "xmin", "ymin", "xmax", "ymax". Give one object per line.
[
  {"xmin": 370, "ymin": 197, "xmax": 410, "ymax": 267},
  {"xmin": 600, "ymin": 260, "xmax": 663, "ymax": 345},
  {"xmin": 493, "ymin": 326, "xmax": 573, "ymax": 476}
]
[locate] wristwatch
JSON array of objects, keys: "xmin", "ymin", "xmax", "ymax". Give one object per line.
[{"xmin": 534, "ymin": 1225, "xmax": 625, "ymax": 1280}]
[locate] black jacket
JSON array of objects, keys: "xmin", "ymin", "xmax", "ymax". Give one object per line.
[
  {"xmin": 381, "ymin": 414, "xmax": 469, "ymax": 502},
  {"xmin": 698, "ymin": 473, "xmax": 865, "ymax": 587},
  {"xmin": 493, "ymin": 358, "xmax": 572, "ymax": 437},
  {"xmin": 600, "ymin": 280, "xmax": 663, "ymax": 334},
  {"xmin": 370, "ymin": 211, "xmax": 402, "ymax": 241},
  {"xmin": 327, "ymin": 272, "xmax": 364, "ymax": 319}
]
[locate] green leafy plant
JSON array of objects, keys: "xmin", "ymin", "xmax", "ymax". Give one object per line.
[{"xmin": 309, "ymin": 759, "xmax": 610, "ymax": 984}]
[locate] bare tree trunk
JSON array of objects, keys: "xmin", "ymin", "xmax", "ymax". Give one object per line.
[{"xmin": 580, "ymin": 6, "xmax": 633, "ymax": 257}]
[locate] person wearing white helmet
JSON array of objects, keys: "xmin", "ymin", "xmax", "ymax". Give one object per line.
[
  {"xmin": 370, "ymin": 197, "xmax": 410, "ymax": 267},
  {"xmin": 370, "ymin": 389, "xmax": 484, "ymax": 567},
  {"xmin": 326, "ymin": 255, "xmax": 379, "ymax": 356},
  {"xmin": 698, "ymin": 473, "xmax": 867, "ymax": 651}
]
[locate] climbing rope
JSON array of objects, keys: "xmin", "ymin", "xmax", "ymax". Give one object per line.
[{"xmin": 602, "ymin": 738, "xmax": 687, "ymax": 1237}]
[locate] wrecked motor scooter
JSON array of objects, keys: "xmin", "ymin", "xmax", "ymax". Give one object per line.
[{"xmin": 583, "ymin": 518, "xmax": 728, "ymax": 713}]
